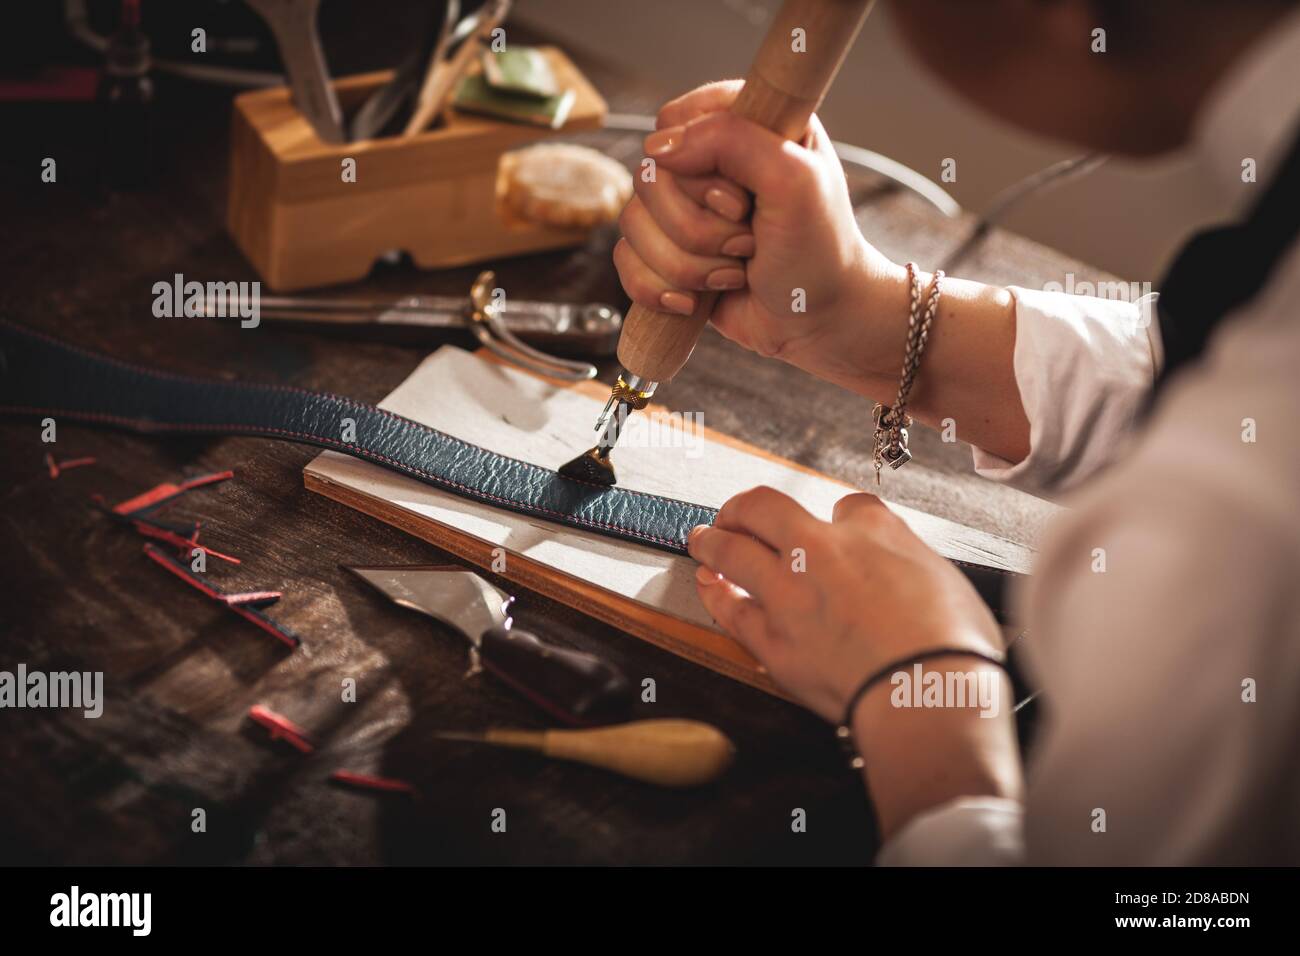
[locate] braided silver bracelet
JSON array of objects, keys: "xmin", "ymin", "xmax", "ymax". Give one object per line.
[{"xmin": 872, "ymin": 262, "xmax": 944, "ymax": 483}]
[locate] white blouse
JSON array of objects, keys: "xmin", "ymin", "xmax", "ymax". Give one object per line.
[{"xmin": 879, "ymin": 10, "xmax": 1300, "ymax": 866}]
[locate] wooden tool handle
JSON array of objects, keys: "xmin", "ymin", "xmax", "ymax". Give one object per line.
[
  {"xmin": 545, "ymin": 719, "xmax": 735, "ymax": 787},
  {"xmin": 615, "ymin": 0, "xmax": 876, "ymax": 383},
  {"xmin": 485, "ymin": 719, "xmax": 735, "ymax": 787}
]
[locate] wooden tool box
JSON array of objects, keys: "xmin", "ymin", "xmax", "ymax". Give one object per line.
[{"xmin": 227, "ymin": 47, "xmax": 607, "ymax": 291}]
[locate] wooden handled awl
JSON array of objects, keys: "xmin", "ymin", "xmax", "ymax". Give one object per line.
[
  {"xmin": 437, "ymin": 719, "xmax": 736, "ymax": 787},
  {"xmin": 559, "ymin": 0, "xmax": 877, "ymax": 486}
]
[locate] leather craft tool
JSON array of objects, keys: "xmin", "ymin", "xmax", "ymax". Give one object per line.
[
  {"xmin": 344, "ymin": 564, "xmax": 631, "ymax": 725},
  {"xmin": 198, "ymin": 271, "xmax": 617, "ymax": 376},
  {"xmin": 559, "ymin": 0, "xmax": 877, "ymax": 486},
  {"xmin": 0, "ymin": 319, "xmax": 1020, "ymax": 622},
  {"xmin": 244, "ymin": 0, "xmax": 345, "ymax": 144},
  {"xmin": 349, "ymin": 0, "xmax": 462, "ymax": 142},
  {"xmin": 436, "ymin": 719, "xmax": 735, "ymax": 788},
  {"xmin": 403, "ymin": 0, "xmax": 511, "ymax": 137}
]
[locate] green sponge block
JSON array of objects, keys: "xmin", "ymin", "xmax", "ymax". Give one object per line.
[
  {"xmin": 453, "ymin": 73, "xmax": 575, "ymax": 129},
  {"xmin": 482, "ymin": 47, "xmax": 561, "ymax": 98}
]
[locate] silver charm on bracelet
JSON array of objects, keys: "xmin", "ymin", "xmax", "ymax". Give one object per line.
[{"xmin": 873, "ymin": 263, "xmax": 943, "ymax": 484}]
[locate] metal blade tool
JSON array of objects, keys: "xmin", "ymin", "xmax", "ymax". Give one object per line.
[
  {"xmin": 199, "ymin": 271, "xmax": 616, "ymax": 378},
  {"xmin": 344, "ymin": 564, "xmax": 631, "ymax": 724},
  {"xmin": 245, "ymin": 0, "xmax": 345, "ymax": 143}
]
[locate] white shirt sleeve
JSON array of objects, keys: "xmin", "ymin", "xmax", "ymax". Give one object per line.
[
  {"xmin": 875, "ymin": 10, "xmax": 1300, "ymax": 865},
  {"xmin": 875, "ymin": 798, "xmax": 1025, "ymax": 866},
  {"xmin": 878, "ymin": 248, "xmax": 1300, "ymax": 865},
  {"xmin": 971, "ymin": 287, "xmax": 1159, "ymax": 496},
  {"xmin": 1016, "ymin": 262, "xmax": 1300, "ymax": 863}
]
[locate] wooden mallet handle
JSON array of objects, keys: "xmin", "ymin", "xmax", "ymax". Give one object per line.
[{"xmin": 615, "ymin": 0, "xmax": 876, "ymax": 383}]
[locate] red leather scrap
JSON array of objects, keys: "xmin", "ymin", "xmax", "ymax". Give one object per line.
[
  {"xmin": 329, "ymin": 771, "xmax": 417, "ymax": 795},
  {"xmin": 91, "ymin": 466, "xmax": 242, "ymax": 562},
  {"xmin": 110, "ymin": 470, "xmax": 234, "ymax": 516},
  {"xmin": 131, "ymin": 517, "xmax": 241, "ymax": 565},
  {"xmin": 220, "ymin": 590, "xmax": 284, "ymax": 607},
  {"xmin": 44, "ymin": 453, "xmax": 97, "ymax": 479},
  {"xmin": 248, "ymin": 705, "xmax": 314, "ymax": 753},
  {"xmin": 143, "ymin": 543, "xmax": 301, "ymax": 649}
]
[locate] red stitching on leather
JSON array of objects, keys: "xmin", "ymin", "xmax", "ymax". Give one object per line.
[
  {"xmin": 2, "ymin": 326, "xmax": 1026, "ymax": 586},
  {"xmin": 1, "ymin": 403, "xmax": 695, "ymax": 549},
  {"xmin": 1, "ymin": 320, "xmax": 701, "ymax": 511},
  {"xmin": 0, "ymin": 321, "xmax": 711, "ymax": 549}
]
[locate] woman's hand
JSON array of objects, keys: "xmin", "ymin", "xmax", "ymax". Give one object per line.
[
  {"xmin": 614, "ymin": 81, "xmax": 1035, "ymax": 464},
  {"xmin": 688, "ymin": 486, "xmax": 1023, "ymax": 837},
  {"xmin": 688, "ymin": 486, "xmax": 1003, "ymax": 721},
  {"xmin": 614, "ymin": 81, "xmax": 909, "ymax": 392}
]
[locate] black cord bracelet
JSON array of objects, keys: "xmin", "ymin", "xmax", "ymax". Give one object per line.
[{"xmin": 835, "ymin": 647, "xmax": 1011, "ymax": 769}]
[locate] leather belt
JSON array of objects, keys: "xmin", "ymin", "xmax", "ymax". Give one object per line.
[{"xmin": 0, "ymin": 320, "xmax": 1021, "ymax": 619}]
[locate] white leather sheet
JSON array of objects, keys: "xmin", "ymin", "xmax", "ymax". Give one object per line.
[{"xmin": 305, "ymin": 346, "xmax": 1032, "ymax": 631}]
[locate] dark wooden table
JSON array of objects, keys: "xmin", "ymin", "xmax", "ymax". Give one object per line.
[{"xmin": 0, "ymin": 7, "xmax": 1103, "ymax": 865}]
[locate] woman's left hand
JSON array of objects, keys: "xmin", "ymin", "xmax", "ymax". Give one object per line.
[{"xmin": 688, "ymin": 486, "xmax": 1004, "ymax": 722}]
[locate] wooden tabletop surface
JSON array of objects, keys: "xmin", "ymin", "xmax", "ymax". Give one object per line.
[{"xmin": 0, "ymin": 8, "xmax": 1109, "ymax": 865}]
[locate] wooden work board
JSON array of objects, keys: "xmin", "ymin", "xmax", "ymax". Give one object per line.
[{"xmin": 304, "ymin": 347, "xmax": 1033, "ymax": 696}]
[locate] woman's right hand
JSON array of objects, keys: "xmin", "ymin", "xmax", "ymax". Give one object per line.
[{"xmin": 614, "ymin": 80, "xmax": 910, "ymax": 392}]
